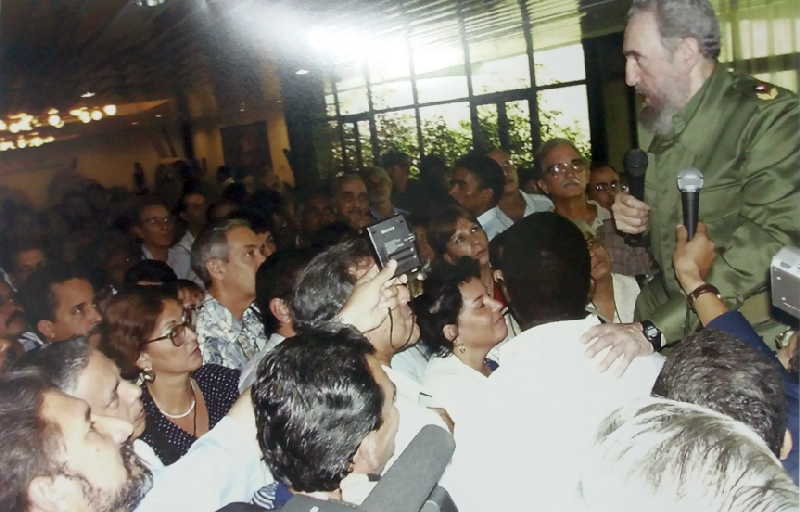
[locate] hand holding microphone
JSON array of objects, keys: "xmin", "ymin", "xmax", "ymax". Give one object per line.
[{"xmin": 613, "ymin": 149, "xmax": 651, "ymax": 236}]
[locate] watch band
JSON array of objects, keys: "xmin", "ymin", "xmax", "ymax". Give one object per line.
[
  {"xmin": 687, "ymin": 282, "xmax": 721, "ymax": 309},
  {"xmin": 641, "ymin": 320, "xmax": 662, "ymax": 352}
]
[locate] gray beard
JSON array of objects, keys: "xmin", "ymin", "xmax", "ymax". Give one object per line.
[{"xmin": 639, "ymin": 102, "xmax": 680, "ymax": 135}]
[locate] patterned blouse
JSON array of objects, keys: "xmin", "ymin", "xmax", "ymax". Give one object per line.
[{"xmin": 140, "ymin": 364, "xmax": 240, "ymax": 465}]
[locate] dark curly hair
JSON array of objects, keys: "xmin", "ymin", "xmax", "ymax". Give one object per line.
[{"xmin": 412, "ymin": 257, "xmax": 481, "ymax": 357}]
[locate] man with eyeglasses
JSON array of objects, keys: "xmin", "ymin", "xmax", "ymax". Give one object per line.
[
  {"xmin": 534, "ymin": 139, "xmax": 611, "ymax": 237},
  {"xmin": 587, "ymin": 163, "xmax": 627, "ymax": 211},
  {"xmin": 589, "ymin": 163, "xmax": 657, "ymax": 277},
  {"xmin": 132, "ymin": 197, "xmax": 196, "ymax": 284}
]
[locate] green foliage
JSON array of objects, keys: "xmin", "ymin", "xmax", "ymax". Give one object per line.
[{"xmin": 326, "ymin": 99, "xmax": 590, "ymax": 176}]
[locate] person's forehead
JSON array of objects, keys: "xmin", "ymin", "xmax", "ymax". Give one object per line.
[
  {"xmin": 544, "ymin": 144, "xmax": 580, "ymax": 164},
  {"xmin": 226, "ymin": 226, "xmax": 259, "ymax": 247},
  {"xmin": 141, "ymin": 204, "xmax": 168, "ymax": 219},
  {"xmin": 53, "ymin": 279, "xmax": 94, "ymax": 307},
  {"xmin": 624, "ymin": 10, "xmax": 660, "ymax": 53},
  {"xmin": 590, "ymin": 167, "xmax": 619, "ymax": 182},
  {"xmin": 341, "ymin": 178, "xmax": 367, "ymax": 194},
  {"xmin": 41, "ymin": 389, "xmax": 88, "ymax": 439},
  {"xmin": 76, "ymin": 350, "xmax": 117, "ymax": 400},
  {"xmin": 458, "ymin": 278, "xmax": 484, "ymax": 300},
  {"xmin": 184, "ymin": 193, "xmax": 206, "ymax": 206}
]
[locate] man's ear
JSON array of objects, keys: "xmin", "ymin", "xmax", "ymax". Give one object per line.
[
  {"xmin": 205, "ymin": 258, "xmax": 225, "ymax": 282},
  {"xmin": 677, "ymin": 37, "xmax": 701, "ymax": 70},
  {"xmin": 28, "ymin": 474, "xmax": 83, "ymax": 512},
  {"xmin": 269, "ymin": 298, "xmax": 292, "ymax": 325},
  {"xmin": 780, "ymin": 429, "xmax": 793, "ymax": 461},
  {"xmin": 37, "ymin": 320, "xmax": 56, "ymax": 341},
  {"xmin": 443, "ymin": 324, "xmax": 458, "ymax": 343},
  {"xmin": 351, "ymin": 431, "xmax": 382, "ymax": 476}
]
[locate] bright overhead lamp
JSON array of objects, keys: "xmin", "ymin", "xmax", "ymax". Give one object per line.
[
  {"xmin": 102, "ymin": 104, "xmax": 117, "ymax": 116},
  {"xmin": 91, "ymin": 110, "xmax": 103, "ymax": 121},
  {"xmin": 135, "ymin": 0, "xmax": 167, "ymax": 6},
  {"xmin": 80, "ymin": 91, "xmax": 96, "ymax": 98},
  {"xmin": 295, "ymin": 69, "xmax": 310, "ymax": 75}
]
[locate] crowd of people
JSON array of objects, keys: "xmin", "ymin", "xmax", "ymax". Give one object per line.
[{"xmin": 0, "ymin": 0, "xmax": 798, "ymax": 511}]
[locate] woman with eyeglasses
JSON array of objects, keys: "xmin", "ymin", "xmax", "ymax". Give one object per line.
[
  {"xmin": 101, "ymin": 286, "xmax": 239, "ymax": 465},
  {"xmin": 534, "ymin": 138, "xmax": 611, "ymax": 237}
]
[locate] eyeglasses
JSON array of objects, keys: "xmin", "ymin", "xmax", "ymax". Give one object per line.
[
  {"xmin": 545, "ymin": 158, "xmax": 587, "ymax": 176},
  {"xmin": 144, "ymin": 313, "xmax": 194, "ymax": 347},
  {"xmin": 591, "ymin": 181, "xmax": 629, "ymax": 193},
  {"xmin": 142, "ymin": 216, "xmax": 174, "ymax": 227}
]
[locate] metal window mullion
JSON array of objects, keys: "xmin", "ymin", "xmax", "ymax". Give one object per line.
[
  {"xmin": 405, "ymin": 12, "xmax": 424, "ymax": 162},
  {"xmin": 330, "ymin": 72, "xmax": 349, "ymax": 169},
  {"xmin": 456, "ymin": 0, "xmax": 479, "ymax": 144},
  {"xmin": 518, "ymin": 0, "xmax": 542, "ymax": 152}
]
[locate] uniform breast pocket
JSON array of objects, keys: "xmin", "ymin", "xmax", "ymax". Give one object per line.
[{"xmin": 699, "ymin": 181, "xmax": 741, "ymax": 224}]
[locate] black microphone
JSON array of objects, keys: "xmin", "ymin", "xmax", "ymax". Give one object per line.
[
  {"xmin": 677, "ymin": 168, "xmax": 704, "ymax": 240},
  {"xmin": 623, "ymin": 149, "xmax": 648, "ymax": 201},
  {"xmin": 621, "ymin": 149, "xmax": 649, "ymax": 247}
]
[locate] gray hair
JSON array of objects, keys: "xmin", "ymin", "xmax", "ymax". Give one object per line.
[
  {"xmin": 13, "ymin": 337, "xmax": 92, "ymax": 393},
  {"xmin": 534, "ymin": 138, "xmax": 583, "ymax": 179},
  {"xmin": 579, "ymin": 397, "xmax": 798, "ymax": 512},
  {"xmin": 629, "ymin": 0, "xmax": 721, "ymax": 59},
  {"xmin": 191, "ymin": 217, "xmax": 252, "ymax": 287}
]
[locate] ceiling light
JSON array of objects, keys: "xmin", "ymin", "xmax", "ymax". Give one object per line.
[
  {"xmin": 91, "ymin": 110, "xmax": 103, "ymax": 121},
  {"xmin": 80, "ymin": 91, "xmax": 96, "ymax": 98},
  {"xmin": 155, "ymin": 114, "xmax": 163, "ymax": 118},
  {"xmin": 79, "ymin": 112, "xmax": 91, "ymax": 123},
  {"xmin": 48, "ymin": 114, "xmax": 62, "ymax": 127},
  {"xmin": 0, "ymin": 120, "xmax": 6, "ymax": 130},
  {"xmin": 48, "ymin": 108, "xmax": 59, "ymax": 115},
  {"xmin": 295, "ymin": 69, "xmax": 310, "ymax": 75},
  {"xmin": 135, "ymin": 0, "xmax": 167, "ymax": 6},
  {"xmin": 102, "ymin": 104, "xmax": 117, "ymax": 116}
]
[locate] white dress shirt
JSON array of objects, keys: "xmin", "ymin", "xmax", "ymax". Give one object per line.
[
  {"xmin": 136, "ymin": 417, "xmax": 272, "ymax": 512},
  {"xmin": 440, "ymin": 315, "xmax": 664, "ymax": 512},
  {"xmin": 478, "ymin": 191, "xmax": 554, "ymax": 241}
]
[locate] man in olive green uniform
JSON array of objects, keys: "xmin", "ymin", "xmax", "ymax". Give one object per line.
[{"xmin": 614, "ymin": 0, "xmax": 799, "ymax": 345}]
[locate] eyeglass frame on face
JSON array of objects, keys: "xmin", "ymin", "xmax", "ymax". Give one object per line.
[
  {"xmin": 545, "ymin": 158, "xmax": 588, "ymax": 177},
  {"xmin": 142, "ymin": 215, "xmax": 174, "ymax": 227},
  {"xmin": 591, "ymin": 181, "xmax": 629, "ymax": 193},
  {"xmin": 143, "ymin": 311, "xmax": 194, "ymax": 347}
]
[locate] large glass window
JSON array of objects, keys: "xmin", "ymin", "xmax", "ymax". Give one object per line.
[{"xmin": 321, "ymin": 3, "xmax": 594, "ymax": 176}]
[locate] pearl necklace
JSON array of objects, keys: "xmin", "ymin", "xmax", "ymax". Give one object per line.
[{"xmin": 150, "ymin": 380, "xmax": 197, "ymax": 419}]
